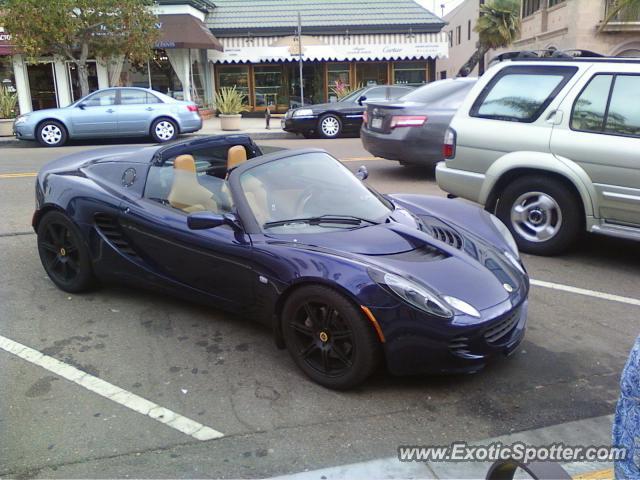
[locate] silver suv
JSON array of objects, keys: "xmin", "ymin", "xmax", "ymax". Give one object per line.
[{"xmin": 436, "ymin": 57, "xmax": 640, "ymax": 255}]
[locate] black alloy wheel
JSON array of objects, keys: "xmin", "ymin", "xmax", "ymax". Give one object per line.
[
  {"xmin": 37, "ymin": 211, "xmax": 94, "ymax": 293},
  {"xmin": 282, "ymin": 285, "xmax": 380, "ymax": 389}
]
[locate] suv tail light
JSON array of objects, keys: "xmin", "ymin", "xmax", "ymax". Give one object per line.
[
  {"xmin": 443, "ymin": 127, "xmax": 456, "ymax": 159},
  {"xmin": 187, "ymin": 105, "xmax": 199, "ymax": 113},
  {"xmin": 362, "ymin": 110, "xmax": 368, "ymax": 125},
  {"xmin": 390, "ymin": 115, "xmax": 427, "ymax": 128}
]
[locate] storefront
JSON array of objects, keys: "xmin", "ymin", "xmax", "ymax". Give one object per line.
[
  {"xmin": 209, "ymin": 33, "xmax": 448, "ymax": 112},
  {"xmin": 0, "ymin": 27, "xmax": 16, "ymax": 96}
]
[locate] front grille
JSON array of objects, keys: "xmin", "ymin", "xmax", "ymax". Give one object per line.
[
  {"xmin": 431, "ymin": 225, "xmax": 464, "ymax": 250},
  {"xmin": 94, "ymin": 214, "xmax": 139, "ymax": 258},
  {"xmin": 484, "ymin": 308, "xmax": 520, "ymax": 345},
  {"xmin": 448, "ymin": 335, "xmax": 471, "ymax": 355}
]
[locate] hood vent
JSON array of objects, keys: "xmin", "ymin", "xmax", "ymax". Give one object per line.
[
  {"xmin": 94, "ymin": 214, "xmax": 139, "ymax": 258},
  {"xmin": 430, "ymin": 225, "xmax": 463, "ymax": 249},
  {"xmin": 380, "ymin": 244, "xmax": 448, "ymax": 262}
]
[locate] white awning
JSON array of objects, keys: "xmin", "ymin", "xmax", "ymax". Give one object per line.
[{"xmin": 209, "ymin": 32, "xmax": 449, "ymax": 64}]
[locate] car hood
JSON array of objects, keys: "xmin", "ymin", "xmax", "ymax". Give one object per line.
[
  {"xmin": 265, "ymin": 222, "xmax": 526, "ymax": 311},
  {"xmin": 304, "ymin": 102, "xmax": 359, "ymax": 112}
]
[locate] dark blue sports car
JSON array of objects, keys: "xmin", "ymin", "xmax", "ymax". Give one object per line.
[{"xmin": 34, "ymin": 134, "xmax": 529, "ymax": 389}]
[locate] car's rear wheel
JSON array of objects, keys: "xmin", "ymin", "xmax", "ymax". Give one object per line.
[
  {"xmin": 37, "ymin": 120, "xmax": 68, "ymax": 147},
  {"xmin": 151, "ymin": 118, "xmax": 178, "ymax": 143},
  {"xmin": 317, "ymin": 114, "xmax": 342, "ymax": 139},
  {"xmin": 282, "ymin": 285, "xmax": 380, "ymax": 389},
  {"xmin": 496, "ymin": 176, "xmax": 582, "ymax": 256},
  {"xmin": 37, "ymin": 211, "xmax": 95, "ymax": 293}
]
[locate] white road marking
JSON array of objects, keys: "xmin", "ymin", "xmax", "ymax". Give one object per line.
[
  {"xmin": 530, "ymin": 279, "xmax": 640, "ymax": 307},
  {"xmin": 0, "ymin": 334, "xmax": 224, "ymax": 441}
]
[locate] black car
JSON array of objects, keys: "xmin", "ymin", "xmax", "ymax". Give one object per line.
[
  {"xmin": 282, "ymin": 85, "xmax": 414, "ymax": 139},
  {"xmin": 361, "ymin": 79, "xmax": 477, "ymax": 167}
]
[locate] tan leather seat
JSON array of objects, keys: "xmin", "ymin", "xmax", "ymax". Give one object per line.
[
  {"xmin": 242, "ymin": 175, "xmax": 270, "ymax": 226},
  {"xmin": 227, "ymin": 145, "xmax": 247, "ymax": 172},
  {"xmin": 168, "ymin": 154, "xmax": 218, "ymax": 213}
]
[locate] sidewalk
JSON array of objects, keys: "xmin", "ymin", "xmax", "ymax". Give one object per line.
[{"xmin": 272, "ymin": 415, "xmax": 615, "ymax": 480}]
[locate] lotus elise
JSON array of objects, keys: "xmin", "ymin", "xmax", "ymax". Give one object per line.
[{"xmin": 34, "ymin": 134, "xmax": 529, "ymax": 389}]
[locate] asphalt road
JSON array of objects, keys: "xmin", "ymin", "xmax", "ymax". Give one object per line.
[{"xmin": 0, "ymin": 136, "xmax": 639, "ymax": 478}]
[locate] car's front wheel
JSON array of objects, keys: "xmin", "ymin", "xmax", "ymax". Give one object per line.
[
  {"xmin": 282, "ymin": 285, "xmax": 381, "ymax": 390},
  {"xmin": 496, "ymin": 176, "xmax": 582, "ymax": 256},
  {"xmin": 317, "ymin": 114, "xmax": 342, "ymax": 139},
  {"xmin": 37, "ymin": 211, "xmax": 95, "ymax": 293},
  {"xmin": 37, "ymin": 120, "xmax": 68, "ymax": 147},
  {"xmin": 151, "ymin": 118, "xmax": 178, "ymax": 143}
]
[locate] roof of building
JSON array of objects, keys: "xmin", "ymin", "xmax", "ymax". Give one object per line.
[
  {"xmin": 156, "ymin": 0, "xmax": 216, "ymax": 13},
  {"xmin": 206, "ymin": 0, "xmax": 445, "ymax": 36}
]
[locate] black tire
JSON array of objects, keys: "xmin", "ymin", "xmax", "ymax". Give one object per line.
[
  {"xmin": 317, "ymin": 114, "xmax": 342, "ymax": 139},
  {"xmin": 302, "ymin": 131, "xmax": 315, "ymax": 139},
  {"xmin": 36, "ymin": 120, "xmax": 68, "ymax": 147},
  {"xmin": 496, "ymin": 175, "xmax": 582, "ymax": 256},
  {"xmin": 37, "ymin": 211, "xmax": 95, "ymax": 293},
  {"xmin": 282, "ymin": 285, "xmax": 381, "ymax": 390},
  {"xmin": 150, "ymin": 118, "xmax": 179, "ymax": 143}
]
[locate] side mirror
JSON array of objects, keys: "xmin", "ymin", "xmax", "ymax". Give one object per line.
[
  {"xmin": 187, "ymin": 212, "xmax": 242, "ymax": 231},
  {"xmin": 78, "ymin": 103, "xmax": 87, "ymax": 110},
  {"xmin": 358, "ymin": 95, "xmax": 367, "ymax": 106},
  {"xmin": 355, "ymin": 165, "xmax": 369, "ymax": 181}
]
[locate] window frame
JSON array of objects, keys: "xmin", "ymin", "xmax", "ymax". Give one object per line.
[
  {"xmin": 469, "ymin": 65, "xmax": 578, "ymax": 123},
  {"xmin": 570, "ymin": 72, "xmax": 640, "ymax": 139},
  {"xmin": 81, "ymin": 88, "xmax": 119, "ymax": 107}
]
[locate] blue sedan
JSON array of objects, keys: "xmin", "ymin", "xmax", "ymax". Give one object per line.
[
  {"xmin": 33, "ymin": 134, "xmax": 528, "ymax": 389},
  {"xmin": 14, "ymin": 87, "xmax": 202, "ymax": 147}
]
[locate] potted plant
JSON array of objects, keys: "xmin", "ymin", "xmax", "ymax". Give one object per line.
[
  {"xmin": 215, "ymin": 87, "xmax": 247, "ymax": 131},
  {"xmin": 198, "ymin": 102, "xmax": 215, "ymax": 120},
  {"xmin": 0, "ymin": 85, "xmax": 18, "ymax": 137}
]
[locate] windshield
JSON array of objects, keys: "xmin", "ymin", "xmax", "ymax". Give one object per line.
[
  {"xmin": 239, "ymin": 152, "xmax": 393, "ymax": 233},
  {"xmin": 339, "ymin": 87, "xmax": 367, "ymax": 103},
  {"xmin": 400, "ymin": 80, "xmax": 476, "ymax": 105}
]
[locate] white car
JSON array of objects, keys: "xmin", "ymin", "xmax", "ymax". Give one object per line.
[{"xmin": 436, "ymin": 54, "xmax": 640, "ymax": 255}]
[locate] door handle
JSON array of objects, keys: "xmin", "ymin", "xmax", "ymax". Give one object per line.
[
  {"xmin": 545, "ymin": 110, "xmax": 563, "ymax": 125},
  {"xmin": 145, "ymin": 107, "xmax": 154, "ymax": 111},
  {"xmin": 106, "ymin": 109, "xmax": 115, "ymax": 113}
]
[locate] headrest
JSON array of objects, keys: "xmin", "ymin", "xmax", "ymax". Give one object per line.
[
  {"xmin": 174, "ymin": 154, "xmax": 196, "ymax": 173},
  {"xmin": 227, "ymin": 145, "xmax": 247, "ymax": 171}
]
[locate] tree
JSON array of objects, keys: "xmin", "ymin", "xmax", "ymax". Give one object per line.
[
  {"xmin": 3, "ymin": 0, "xmax": 159, "ymax": 97},
  {"xmin": 600, "ymin": 0, "xmax": 640, "ymax": 29},
  {"xmin": 457, "ymin": 0, "xmax": 521, "ymax": 78}
]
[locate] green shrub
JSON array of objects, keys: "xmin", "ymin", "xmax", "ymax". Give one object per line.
[
  {"xmin": 0, "ymin": 86, "xmax": 18, "ymax": 119},
  {"xmin": 214, "ymin": 87, "xmax": 248, "ymax": 115}
]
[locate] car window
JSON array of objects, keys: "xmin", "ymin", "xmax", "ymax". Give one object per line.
[
  {"xmin": 471, "ymin": 66, "xmax": 577, "ymax": 123},
  {"xmin": 605, "ymin": 75, "xmax": 640, "ymax": 137},
  {"xmin": 389, "ymin": 86, "xmax": 412, "ymax": 99},
  {"xmin": 83, "ymin": 90, "xmax": 117, "ymax": 107},
  {"xmin": 144, "ymin": 147, "xmax": 238, "ymax": 215},
  {"xmin": 571, "ymin": 75, "xmax": 613, "ymax": 133},
  {"xmin": 121, "ymin": 89, "xmax": 161, "ymax": 105},
  {"xmin": 401, "ymin": 80, "xmax": 475, "ymax": 104},
  {"xmin": 365, "ymin": 87, "xmax": 389, "ymax": 100}
]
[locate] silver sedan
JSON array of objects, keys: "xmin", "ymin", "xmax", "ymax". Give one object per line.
[{"xmin": 13, "ymin": 87, "xmax": 203, "ymax": 147}]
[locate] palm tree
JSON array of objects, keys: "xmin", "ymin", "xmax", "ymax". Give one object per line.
[
  {"xmin": 600, "ymin": 0, "xmax": 640, "ymax": 29},
  {"xmin": 457, "ymin": 0, "xmax": 521, "ymax": 77}
]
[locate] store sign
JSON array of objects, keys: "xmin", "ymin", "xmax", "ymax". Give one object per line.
[
  {"xmin": 0, "ymin": 27, "xmax": 14, "ymax": 55},
  {"xmin": 210, "ymin": 40, "xmax": 449, "ymax": 64}
]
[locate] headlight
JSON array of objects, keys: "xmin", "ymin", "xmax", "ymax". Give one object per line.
[
  {"xmin": 503, "ymin": 249, "xmax": 526, "ymax": 275},
  {"xmin": 442, "ymin": 296, "xmax": 480, "ymax": 318},
  {"xmin": 490, "ymin": 215, "xmax": 519, "ymax": 257},
  {"xmin": 293, "ymin": 108, "xmax": 314, "ymax": 117},
  {"xmin": 14, "ymin": 115, "xmax": 28, "ymax": 125},
  {"xmin": 375, "ymin": 272, "xmax": 453, "ymax": 319}
]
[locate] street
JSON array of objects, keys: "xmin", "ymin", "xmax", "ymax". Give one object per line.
[{"xmin": 1, "ymin": 137, "xmax": 639, "ymax": 478}]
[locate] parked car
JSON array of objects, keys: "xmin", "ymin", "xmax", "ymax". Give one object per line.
[
  {"xmin": 34, "ymin": 134, "xmax": 528, "ymax": 389},
  {"xmin": 282, "ymin": 85, "xmax": 414, "ymax": 139},
  {"xmin": 13, "ymin": 87, "xmax": 202, "ymax": 147},
  {"xmin": 436, "ymin": 55, "xmax": 640, "ymax": 255},
  {"xmin": 361, "ymin": 78, "xmax": 477, "ymax": 167}
]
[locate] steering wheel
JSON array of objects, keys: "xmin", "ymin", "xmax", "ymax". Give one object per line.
[{"xmin": 296, "ymin": 185, "xmax": 320, "ymax": 216}]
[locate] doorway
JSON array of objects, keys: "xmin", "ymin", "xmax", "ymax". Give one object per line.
[
  {"xmin": 286, "ymin": 62, "xmax": 323, "ymax": 108},
  {"xmin": 27, "ymin": 63, "xmax": 58, "ymax": 110}
]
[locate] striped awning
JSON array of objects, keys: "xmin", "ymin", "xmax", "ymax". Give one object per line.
[{"xmin": 209, "ymin": 32, "xmax": 448, "ymax": 63}]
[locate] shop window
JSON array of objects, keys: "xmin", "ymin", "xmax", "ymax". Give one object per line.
[
  {"xmin": 0, "ymin": 57, "xmax": 16, "ymax": 95},
  {"xmin": 191, "ymin": 56, "xmax": 206, "ymax": 105},
  {"xmin": 327, "ymin": 62, "xmax": 351, "ymax": 100},
  {"xmin": 253, "ymin": 65, "xmax": 285, "ymax": 108},
  {"xmin": 393, "ymin": 62, "xmax": 427, "ymax": 86},
  {"xmin": 118, "ymin": 50, "xmax": 183, "ymax": 98},
  {"xmin": 356, "ymin": 62, "xmax": 388, "ymax": 87},
  {"xmin": 27, "ymin": 63, "xmax": 58, "ymax": 110},
  {"xmin": 67, "ymin": 61, "xmax": 99, "ymax": 102},
  {"xmin": 217, "ymin": 65, "xmax": 250, "ymax": 105}
]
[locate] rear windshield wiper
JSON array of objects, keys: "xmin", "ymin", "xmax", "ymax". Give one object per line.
[{"xmin": 263, "ymin": 215, "xmax": 378, "ymax": 229}]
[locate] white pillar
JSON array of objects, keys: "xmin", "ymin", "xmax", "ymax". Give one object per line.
[
  {"xmin": 11, "ymin": 54, "xmax": 32, "ymax": 114},
  {"xmin": 96, "ymin": 59, "xmax": 109, "ymax": 90},
  {"xmin": 53, "ymin": 57, "xmax": 72, "ymax": 106},
  {"xmin": 183, "ymin": 50, "xmax": 192, "ymax": 102}
]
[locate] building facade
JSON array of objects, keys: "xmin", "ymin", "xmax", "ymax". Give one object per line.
[
  {"xmin": 436, "ymin": 0, "xmax": 483, "ymax": 79},
  {"xmin": 1, "ymin": 0, "xmax": 447, "ymax": 115},
  {"xmin": 206, "ymin": 0, "xmax": 448, "ymax": 112},
  {"xmin": 513, "ymin": 0, "xmax": 640, "ymax": 57}
]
